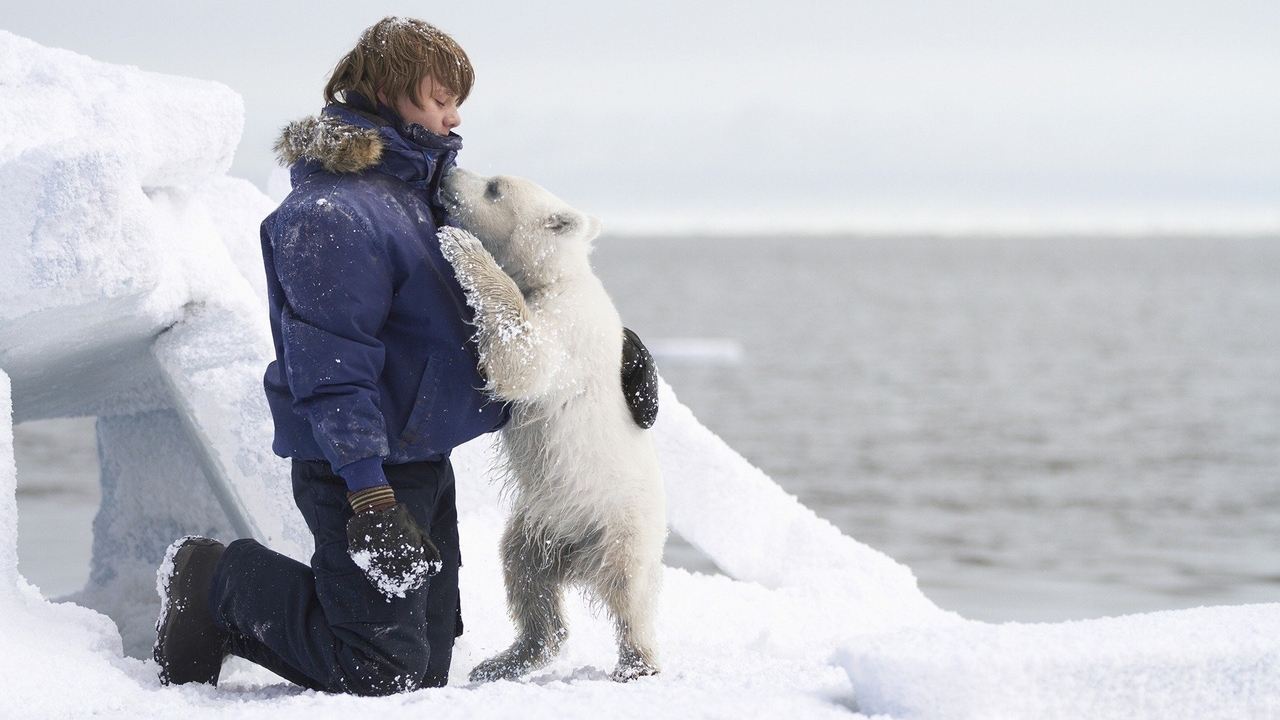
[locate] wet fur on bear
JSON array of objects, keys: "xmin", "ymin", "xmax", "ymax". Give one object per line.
[{"xmin": 437, "ymin": 168, "xmax": 666, "ymax": 683}]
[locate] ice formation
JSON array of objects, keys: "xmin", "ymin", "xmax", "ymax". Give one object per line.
[
  {"xmin": 0, "ymin": 28, "xmax": 304, "ymax": 658},
  {"xmin": 0, "ymin": 28, "xmax": 1277, "ymax": 720}
]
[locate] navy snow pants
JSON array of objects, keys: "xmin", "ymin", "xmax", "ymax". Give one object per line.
[{"xmin": 208, "ymin": 458, "xmax": 462, "ymax": 695}]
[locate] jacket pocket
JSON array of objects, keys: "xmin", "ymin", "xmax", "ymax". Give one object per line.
[{"xmin": 397, "ymin": 354, "xmax": 441, "ymax": 451}]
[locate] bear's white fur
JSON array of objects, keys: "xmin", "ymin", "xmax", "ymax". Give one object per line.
[{"xmin": 437, "ymin": 168, "xmax": 666, "ymax": 682}]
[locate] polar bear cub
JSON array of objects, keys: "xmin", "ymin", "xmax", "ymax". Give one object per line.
[{"xmin": 436, "ymin": 168, "xmax": 666, "ymax": 682}]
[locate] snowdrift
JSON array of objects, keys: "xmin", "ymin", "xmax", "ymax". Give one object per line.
[{"xmin": 1, "ymin": 29, "xmax": 1277, "ymax": 720}]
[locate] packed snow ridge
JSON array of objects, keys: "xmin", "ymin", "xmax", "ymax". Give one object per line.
[{"xmin": 0, "ymin": 29, "xmax": 1276, "ymax": 720}]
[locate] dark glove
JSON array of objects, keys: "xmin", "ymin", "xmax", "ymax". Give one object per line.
[
  {"xmin": 621, "ymin": 327, "xmax": 659, "ymax": 429},
  {"xmin": 346, "ymin": 492, "xmax": 442, "ymax": 598}
]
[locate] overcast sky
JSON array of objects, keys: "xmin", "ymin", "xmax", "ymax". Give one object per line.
[{"xmin": 6, "ymin": 1, "xmax": 1279, "ymax": 232}]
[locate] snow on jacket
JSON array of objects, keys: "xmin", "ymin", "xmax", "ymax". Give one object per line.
[{"xmin": 261, "ymin": 95, "xmax": 507, "ymax": 492}]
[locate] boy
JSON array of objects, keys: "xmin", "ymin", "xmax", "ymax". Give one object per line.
[{"xmin": 153, "ymin": 17, "xmax": 657, "ymax": 696}]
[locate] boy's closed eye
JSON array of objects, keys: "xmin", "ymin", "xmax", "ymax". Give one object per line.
[{"xmin": 389, "ymin": 77, "xmax": 462, "ymax": 135}]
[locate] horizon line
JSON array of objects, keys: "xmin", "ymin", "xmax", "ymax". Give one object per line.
[{"xmin": 595, "ymin": 215, "xmax": 1280, "ymax": 239}]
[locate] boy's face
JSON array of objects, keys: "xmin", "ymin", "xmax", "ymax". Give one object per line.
[{"xmin": 383, "ymin": 75, "xmax": 461, "ymax": 136}]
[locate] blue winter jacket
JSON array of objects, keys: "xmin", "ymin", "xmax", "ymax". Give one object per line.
[{"xmin": 261, "ymin": 97, "xmax": 507, "ymax": 492}]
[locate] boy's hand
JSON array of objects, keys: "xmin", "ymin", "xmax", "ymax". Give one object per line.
[
  {"xmin": 346, "ymin": 502, "xmax": 442, "ymax": 599},
  {"xmin": 621, "ymin": 327, "xmax": 659, "ymax": 429}
]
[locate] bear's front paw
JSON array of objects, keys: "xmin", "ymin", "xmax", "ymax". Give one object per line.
[{"xmin": 437, "ymin": 226, "xmax": 488, "ymax": 266}]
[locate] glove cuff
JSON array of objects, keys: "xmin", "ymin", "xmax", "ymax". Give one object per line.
[{"xmin": 347, "ymin": 484, "xmax": 396, "ymax": 514}]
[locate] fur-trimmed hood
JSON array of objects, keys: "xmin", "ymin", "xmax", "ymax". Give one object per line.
[
  {"xmin": 273, "ymin": 100, "xmax": 463, "ymax": 192},
  {"xmin": 274, "ymin": 113, "xmax": 385, "ymax": 174}
]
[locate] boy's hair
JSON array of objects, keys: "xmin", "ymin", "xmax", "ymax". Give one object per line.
[{"xmin": 324, "ymin": 17, "xmax": 474, "ymax": 110}]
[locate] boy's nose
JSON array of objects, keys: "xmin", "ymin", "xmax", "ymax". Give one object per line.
[{"xmin": 446, "ymin": 110, "xmax": 461, "ymax": 130}]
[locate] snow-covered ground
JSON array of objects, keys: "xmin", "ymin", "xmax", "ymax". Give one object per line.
[{"xmin": 1, "ymin": 29, "xmax": 1278, "ymax": 720}]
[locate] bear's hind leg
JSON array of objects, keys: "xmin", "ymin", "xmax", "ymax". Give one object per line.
[
  {"xmin": 594, "ymin": 546, "xmax": 662, "ymax": 682},
  {"xmin": 469, "ymin": 518, "xmax": 569, "ymax": 683}
]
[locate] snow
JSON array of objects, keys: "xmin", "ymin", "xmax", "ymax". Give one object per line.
[
  {"xmin": 0, "ymin": 27, "xmax": 270, "ymax": 423},
  {"xmin": 0, "ymin": 30, "xmax": 240, "ymax": 187},
  {"xmin": 71, "ymin": 409, "xmax": 237, "ymax": 657},
  {"xmin": 837, "ymin": 604, "xmax": 1280, "ymax": 720},
  {"xmin": 348, "ymin": 544, "xmax": 441, "ymax": 600},
  {"xmin": 153, "ymin": 535, "xmax": 196, "ymax": 647},
  {"xmin": 1, "ymin": 28, "xmax": 1279, "ymax": 720}
]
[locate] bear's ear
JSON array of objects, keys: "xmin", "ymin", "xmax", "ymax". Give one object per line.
[{"xmin": 543, "ymin": 213, "xmax": 577, "ymax": 234}]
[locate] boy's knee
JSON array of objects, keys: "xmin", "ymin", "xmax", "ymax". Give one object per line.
[{"xmin": 331, "ymin": 637, "xmax": 432, "ymax": 696}]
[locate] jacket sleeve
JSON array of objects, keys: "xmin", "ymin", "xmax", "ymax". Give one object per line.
[{"xmin": 271, "ymin": 201, "xmax": 392, "ymax": 491}]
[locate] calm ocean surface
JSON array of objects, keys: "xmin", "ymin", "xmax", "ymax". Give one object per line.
[
  {"xmin": 593, "ymin": 234, "xmax": 1280, "ymax": 622},
  {"xmin": 13, "ymin": 234, "xmax": 1280, "ymax": 622}
]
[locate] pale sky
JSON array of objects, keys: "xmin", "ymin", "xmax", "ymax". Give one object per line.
[{"xmin": 6, "ymin": 0, "xmax": 1279, "ymax": 232}]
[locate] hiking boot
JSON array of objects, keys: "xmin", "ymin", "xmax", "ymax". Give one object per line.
[{"xmin": 154, "ymin": 536, "xmax": 230, "ymax": 686}]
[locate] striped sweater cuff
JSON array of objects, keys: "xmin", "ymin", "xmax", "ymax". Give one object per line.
[{"xmin": 347, "ymin": 484, "xmax": 397, "ymax": 514}]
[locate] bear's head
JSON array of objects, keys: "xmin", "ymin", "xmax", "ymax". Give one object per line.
[{"xmin": 441, "ymin": 168, "xmax": 601, "ymax": 292}]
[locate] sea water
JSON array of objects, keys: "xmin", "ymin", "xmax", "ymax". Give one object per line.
[
  {"xmin": 13, "ymin": 234, "xmax": 1280, "ymax": 622},
  {"xmin": 595, "ymin": 234, "xmax": 1280, "ymax": 622}
]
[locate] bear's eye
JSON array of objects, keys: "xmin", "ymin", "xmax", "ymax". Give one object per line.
[{"xmin": 485, "ymin": 179, "xmax": 503, "ymax": 201}]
